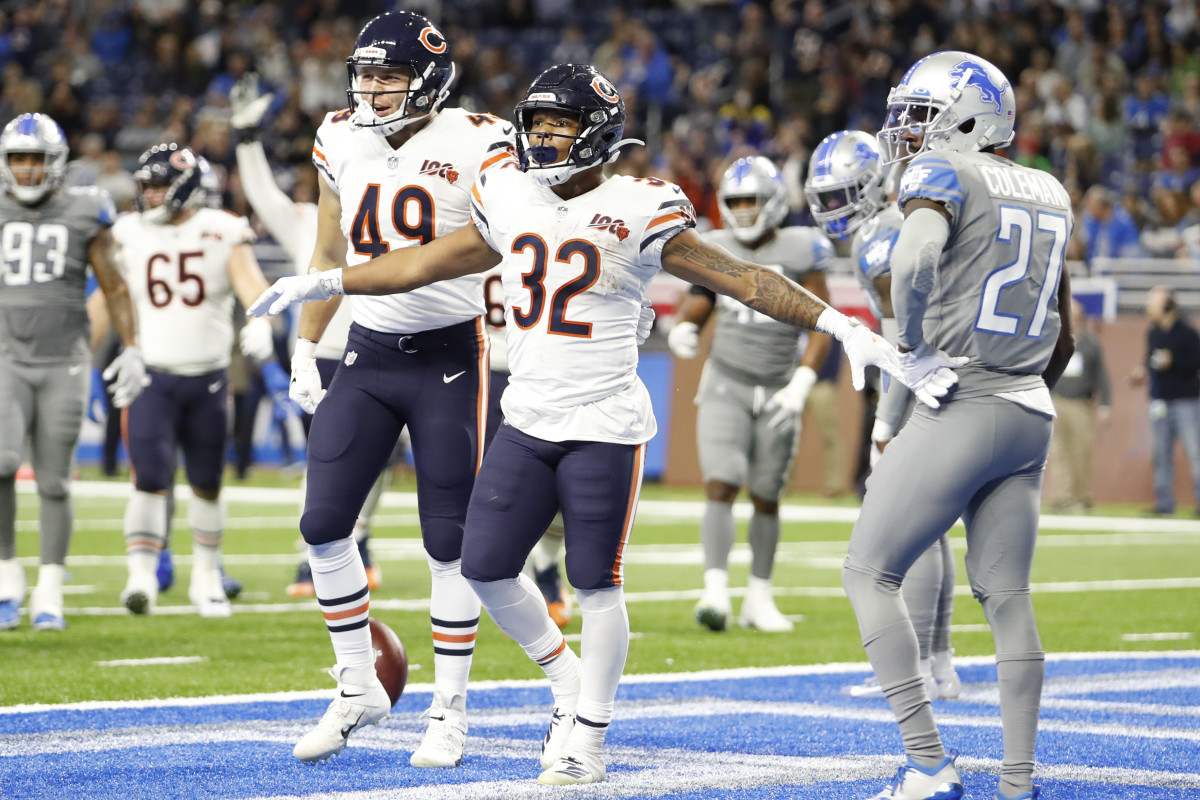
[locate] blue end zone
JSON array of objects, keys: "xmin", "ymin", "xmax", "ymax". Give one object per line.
[{"xmin": 2, "ymin": 654, "xmax": 1198, "ymax": 799}]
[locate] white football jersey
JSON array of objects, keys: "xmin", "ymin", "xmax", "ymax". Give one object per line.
[
  {"xmin": 312, "ymin": 107, "xmax": 515, "ymax": 334},
  {"xmin": 482, "ymin": 263, "xmax": 508, "ymax": 373},
  {"xmin": 471, "ymin": 155, "xmax": 697, "ymax": 444},
  {"xmin": 113, "ymin": 208, "xmax": 255, "ymax": 375}
]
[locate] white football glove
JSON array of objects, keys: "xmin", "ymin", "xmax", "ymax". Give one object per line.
[
  {"xmin": 816, "ymin": 309, "xmax": 904, "ymax": 393},
  {"xmin": 102, "ymin": 345, "xmax": 147, "ymax": 409},
  {"xmin": 636, "ymin": 297, "xmax": 655, "ymax": 345},
  {"xmin": 239, "ymin": 316, "xmax": 276, "ymax": 363},
  {"xmin": 899, "ymin": 341, "xmax": 969, "ymax": 409},
  {"xmin": 248, "ymin": 269, "xmax": 343, "ymax": 318},
  {"xmin": 868, "ymin": 419, "xmax": 895, "ymax": 469},
  {"xmin": 765, "ymin": 365, "xmax": 817, "ymax": 430},
  {"xmin": 668, "ymin": 321, "xmax": 700, "ymax": 359},
  {"xmin": 289, "ymin": 339, "xmax": 325, "ymax": 414},
  {"xmin": 230, "ymin": 72, "xmax": 274, "ymax": 132}
]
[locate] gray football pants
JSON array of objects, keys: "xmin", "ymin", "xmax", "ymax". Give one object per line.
[
  {"xmin": 0, "ymin": 356, "xmax": 88, "ymax": 565},
  {"xmin": 843, "ymin": 396, "xmax": 1050, "ymax": 793}
]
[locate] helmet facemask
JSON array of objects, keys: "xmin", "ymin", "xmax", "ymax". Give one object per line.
[
  {"xmin": 516, "ymin": 103, "xmax": 622, "ymax": 186},
  {"xmin": 347, "ymin": 60, "xmax": 455, "ymax": 137}
]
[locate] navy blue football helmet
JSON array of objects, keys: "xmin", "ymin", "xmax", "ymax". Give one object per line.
[
  {"xmin": 346, "ymin": 11, "xmax": 455, "ymax": 136},
  {"xmin": 514, "ymin": 64, "xmax": 639, "ymax": 186},
  {"xmin": 133, "ymin": 143, "xmax": 210, "ymax": 223}
]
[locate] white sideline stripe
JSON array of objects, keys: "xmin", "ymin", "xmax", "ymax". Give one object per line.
[
  {"xmin": 26, "ymin": 481, "xmax": 1200, "ymax": 534},
  {"xmin": 951, "ymin": 624, "xmax": 992, "ymax": 633},
  {"xmin": 29, "ymin": 574, "xmax": 1200, "ymax": 617},
  {"xmin": 94, "ymin": 656, "xmax": 208, "ymax": 667},
  {"xmin": 2, "ymin": 650, "xmax": 1196, "ymax": 715},
  {"xmin": 1122, "ymin": 632, "xmax": 1194, "ymax": 642}
]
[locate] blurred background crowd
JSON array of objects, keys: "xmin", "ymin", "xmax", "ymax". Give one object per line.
[{"xmin": 5, "ymin": 0, "xmax": 1200, "ymax": 269}]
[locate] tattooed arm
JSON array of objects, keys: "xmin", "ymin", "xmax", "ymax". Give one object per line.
[{"xmin": 660, "ymin": 228, "xmax": 829, "ymax": 331}]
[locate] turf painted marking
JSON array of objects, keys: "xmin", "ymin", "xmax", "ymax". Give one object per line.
[
  {"xmin": 94, "ymin": 656, "xmax": 209, "ymax": 668},
  {"xmin": 1121, "ymin": 632, "xmax": 1194, "ymax": 642}
]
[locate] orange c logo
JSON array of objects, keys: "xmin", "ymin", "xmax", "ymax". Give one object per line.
[
  {"xmin": 168, "ymin": 149, "xmax": 194, "ymax": 170},
  {"xmin": 419, "ymin": 26, "xmax": 447, "ymax": 54},
  {"xmin": 591, "ymin": 76, "xmax": 619, "ymax": 103}
]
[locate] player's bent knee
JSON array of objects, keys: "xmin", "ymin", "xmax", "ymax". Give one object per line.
[
  {"xmin": 35, "ymin": 475, "xmax": 71, "ymax": 500},
  {"xmin": 976, "ymin": 587, "xmax": 1043, "ymax": 656},
  {"xmin": 575, "ymin": 585, "xmax": 623, "ymax": 614},
  {"xmin": 299, "ymin": 505, "xmax": 358, "ymax": 547},
  {"xmin": 461, "ymin": 550, "xmax": 521, "ymax": 583},
  {"xmin": 749, "ymin": 494, "xmax": 780, "ymax": 516},
  {"xmin": 841, "ymin": 562, "xmax": 901, "ymax": 609},
  {"xmin": 704, "ymin": 480, "xmax": 740, "ymax": 504}
]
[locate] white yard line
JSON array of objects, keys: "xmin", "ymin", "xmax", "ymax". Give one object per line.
[{"xmin": 94, "ymin": 656, "xmax": 208, "ymax": 667}]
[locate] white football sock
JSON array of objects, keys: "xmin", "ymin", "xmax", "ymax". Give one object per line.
[
  {"xmin": 575, "ymin": 585, "xmax": 629, "ymax": 727},
  {"xmin": 428, "ymin": 556, "xmax": 479, "ymax": 712},
  {"xmin": 309, "ymin": 538, "xmax": 373, "ymax": 689}
]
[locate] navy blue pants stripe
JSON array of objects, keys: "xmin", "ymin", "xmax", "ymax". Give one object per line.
[{"xmin": 301, "ymin": 319, "xmax": 487, "ymax": 562}]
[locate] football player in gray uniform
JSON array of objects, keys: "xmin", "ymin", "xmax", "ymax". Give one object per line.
[
  {"xmin": 805, "ymin": 131, "xmax": 961, "ymax": 700},
  {"xmin": 843, "ymin": 52, "xmax": 1075, "ymax": 800},
  {"xmin": 0, "ymin": 113, "xmax": 144, "ymax": 631},
  {"xmin": 669, "ymin": 155, "xmax": 833, "ymax": 633}
]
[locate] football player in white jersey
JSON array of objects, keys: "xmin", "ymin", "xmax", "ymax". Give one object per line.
[
  {"xmin": 281, "ymin": 12, "xmax": 515, "ymax": 769},
  {"xmin": 228, "ymin": 72, "xmax": 388, "ymax": 598},
  {"xmin": 0, "ymin": 113, "xmax": 144, "ymax": 632},
  {"xmin": 671, "ymin": 155, "xmax": 833, "ymax": 635},
  {"xmin": 251, "ymin": 63, "xmax": 957, "ymax": 786},
  {"xmin": 113, "ymin": 143, "xmax": 276, "ymax": 619},
  {"xmin": 805, "ymin": 130, "xmax": 962, "ymax": 701}
]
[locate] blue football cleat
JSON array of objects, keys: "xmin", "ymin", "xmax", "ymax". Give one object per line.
[
  {"xmin": 872, "ymin": 754, "xmax": 963, "ymax": 799},
  {"xmin": 156, "ymin": 548, "xmax": 175, "ymax": 592},
  {"xmin": 0, "ymin": 599, "xmax": 20, "ymax": 631},
  {"xmin": 32, "ymin": 612, "xmax": 66, "ymax": 631},
  {"xmin": 220, "ymin": 566, "xmax": 242, "ymax": 600}
]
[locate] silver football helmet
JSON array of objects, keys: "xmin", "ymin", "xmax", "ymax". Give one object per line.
[
  {"xmin": 804, "ymin": 130, "xmax": 887, "ymax": 240},
  {"xmin": 877, "ymin": 50, "xmax": 1016, "ymax": 165},
  {"xmin": 0, "ymin": 113, "xmax": 68, "ymax": 205},
  {"xmin": 717, "ymin": 156, "xmax": 789, "ymax": 245}
]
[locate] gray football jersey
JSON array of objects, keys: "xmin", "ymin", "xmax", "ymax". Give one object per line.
[
  {"xmin": 701, "ymin": 226, "xmax": 833, "ymax": 385},
  {"xmin": 897, "ymin": 149, "xmax": 1073, "ymax": 397},
  {"xmin": 850, "ymin": 202, "xmax": 904, "ymax": 320},
  {"xmin": 0, "ymin": 186, "xmax": 115, "ymax": 363}
]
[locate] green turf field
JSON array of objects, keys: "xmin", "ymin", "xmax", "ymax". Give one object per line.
[{"xmin": 3, "ymin": 468, "xmax": 1198, "ymax": 706}]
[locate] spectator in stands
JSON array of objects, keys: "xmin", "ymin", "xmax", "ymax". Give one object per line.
[
  {"xmin": 1081, "ymin": 185, "xmax": 1144, "ymax": 261},
  {"xmin": 1128, "ymin": 287, "xmax": 1200, "ymax": 516},
  {"xmin": 1049, "ymin": 300, "xmax": 1112, "ymax": 513}
]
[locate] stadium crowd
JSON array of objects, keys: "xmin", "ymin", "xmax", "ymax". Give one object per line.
[{"xmin": 3, "ymin": 0, "xmax": 1200, "ymax": 267}]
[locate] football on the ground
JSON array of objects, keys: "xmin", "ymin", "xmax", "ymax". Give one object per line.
[{"xmin": 369, "ymin": 618, "xmax": 407, "ymax": 707}]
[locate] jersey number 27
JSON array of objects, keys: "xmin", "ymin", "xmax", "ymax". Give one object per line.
[{"xmin": 976, "ymin": 207, "xmax": 1067, "ymax": 339}]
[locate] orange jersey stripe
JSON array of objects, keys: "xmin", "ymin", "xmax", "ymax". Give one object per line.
[
  {"xmin": 647, "ymin": 211, "xmax": 684, "ymax": 229},
  {"xmin": 322, "ymin": 602, "xmax": 370, "ymax": 622},
  {"xmin": 479, "ymin": 151, "xmax": 512, "ymax": 173},
  {"xmin": 611, "ymin": 443, "xmax": 646, "ymax": 585},
  {"xmin": 472, "ymin": 183, "xmax": 483, "ymax": 205},
  {"xmin": 475, "ymin": 317, "xmax": 489, "ymax": 474},
  {"xmin": 312, "ymin": 147, "xmax": 329, "ymax": 165},
  {"xmin": 432, "ymin": 631, "xmax": 477, "ymax": 644}
]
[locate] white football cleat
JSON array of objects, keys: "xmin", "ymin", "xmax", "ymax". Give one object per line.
[
  {"xmin": 29, "ymin": 586, "xmax": 65, "ymax": 631},
  {"xmin": 694, "ymin": 584, "xmax": 732, "ymax": 632},
  {"xmin": 738, "ymin": 576, "xmax": 794, "ymax": 633},
  {"xmin": 121, "ymin": 569, "xmax": 158, "ymax": 616},
  {"xmin": 293, "ymin": 679, "xmax": 391, "ymax": 762},
  {"xmin": 540, "ymin": 706, "xmax": 576, "ymax": 770},
  {"xmin": 189, "ymin": 569, "xmax": 232, "ymax": 618},
  {"xmin": 410, "ymin": 700, "xmax": 466, "ymax": 768},
  {"xmin": 842, "ymin": 673, "xmax": 939, "ymax": 700},
  {"xmin": 872, "ymin": 754, "xmax": 963, "ymax": 800},
  {"xmin": 538, "ymin": 747, "xmax": 606, "ymax": 785}
]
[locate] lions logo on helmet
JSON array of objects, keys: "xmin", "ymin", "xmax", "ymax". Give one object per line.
[
  {"xmin": 514, "ymin": 64, "xmax": 642, "ymax": 186},
  {"xmin": 0, "ymin": 113, "xmax": 69, "ymax": 205},
  {"xmin": 877, "ymin": 50, "xmax": 1016, "ymax": 165},
  {"xmin": 133, "ymin": 143, "xmax": 211, "ymax": 224},
  {"xmin": 804, "ymin": 131, "xmax": 887, "ymax": 240},
  {"xmin": 716, "ymin": 156, "xmax": 788, "ymax": 246},
  {"xmin": 346, "ymin": 11, "xmax": 456, "ymax": 137}
]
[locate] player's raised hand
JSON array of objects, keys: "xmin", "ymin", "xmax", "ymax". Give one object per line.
[
  {"xmin": 230, "ymin": 73, "xmax": 274, "ymax": 133},
  {"xmin": 898, "ymin": 342, "xmax": 969, "ymax": 409},
  {"xmin": 247, "ymin": 270, "xmax": 343, "ymax": 318},
  {"xmin": 102, "ymin": 345, "xmax": 147, "ymax": 408}
]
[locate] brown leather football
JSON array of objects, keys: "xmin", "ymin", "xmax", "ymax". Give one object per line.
[{"xmin": 369, "ymin": 617, "xmax": 408, "ymax": 707}]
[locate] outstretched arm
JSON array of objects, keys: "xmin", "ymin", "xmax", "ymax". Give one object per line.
[{"xmin": 249, "ymin": 221, "xmax": 501, "ymax": 317}]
